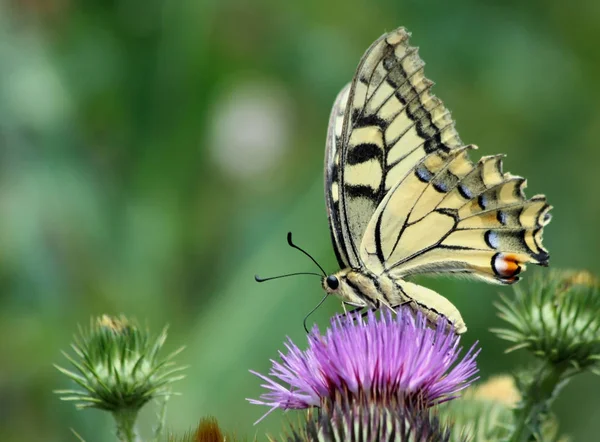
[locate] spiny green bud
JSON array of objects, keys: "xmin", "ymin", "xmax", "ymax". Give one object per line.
[
  {"xmin": 492, "ymin": 270, "xmax": 600, "ymax": 375},
  {"xmin": 55, "ymin": 315, "xmax": 186, "ymax": 412}
]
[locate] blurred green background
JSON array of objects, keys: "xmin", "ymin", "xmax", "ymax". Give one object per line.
[{"xmin": 1, "ymin": 0, "xmax": 599, "ymax": 440}]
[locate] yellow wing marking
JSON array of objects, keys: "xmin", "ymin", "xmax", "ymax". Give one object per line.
[
  {"xmin": 385, "ymin": 147, "xmax": 427, "ymax": 190},
  {"xmin": 390, "ymin": 211, "xmax": 456, "ymax": 264},
  {"xmin": 349, "ymin": 126, "xmax": 384, "ymax": 150},
  {"xmin": 409, "ymin": 146, "xmax": 475, "ymax": 221},
  {"xmin": 396, "ymin": 280, "xmax": 466, "ymax": 333},
  {"xmin": 345, "ymin": 160, "xmax": 383, "ymax": 189}
]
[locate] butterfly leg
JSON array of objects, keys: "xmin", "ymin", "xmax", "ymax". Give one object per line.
[
  {"xmin": 340, "ymin": 304, "xmax": 364, "ymax": 317},
  {"xmin": 360, "ymin": 308, "xmax": 376, "ymax": 319},
  {"xmin": 338, "ymin": 303, "xmax": 381, "ymax": 320},
  {"xmin": 334, "ymin": 304, "xmax": 367, "ymax": 322},
  {"xmin": 343, "ymin": 303, "xmax": 365, "ymax": 314},
  {"xmin": 391, "ymin": 300, "xmax": 411, "ymax": 312}
]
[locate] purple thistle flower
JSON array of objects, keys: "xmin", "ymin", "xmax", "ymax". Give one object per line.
[
  {"xmin": 249, "ymin": 308, "xmax": 479, "ymax": 422},
  {"xmin": 281, "ymin": 400, "xmax": 457, "ymax": 442}
]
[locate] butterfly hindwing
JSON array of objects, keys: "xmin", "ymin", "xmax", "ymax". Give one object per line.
[
  {"xmin": 395, "ymin": 280, "xmax": 467, "ymax": 333},
  {"xmin": 360, "ymin": 147, "xmax": 551, "ymax": 283}
]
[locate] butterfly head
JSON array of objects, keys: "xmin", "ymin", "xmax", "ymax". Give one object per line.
[
  {"xmin": 322, "ymin": 269, "xmax": 371, "ymax": 307},
  {"xmin": 324, "ymin": 274, "xmax": 340, "ymax": 291}
]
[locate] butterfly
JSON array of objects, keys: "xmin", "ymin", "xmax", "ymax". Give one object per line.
[{"xmin": 321, "ymin": 27, "xmax": 552, "ymax": 333}]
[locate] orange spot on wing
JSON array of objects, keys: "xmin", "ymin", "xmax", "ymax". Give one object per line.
[{"xmin": 498, "ymin": 253, "xmax": 522, "ymax": 278}]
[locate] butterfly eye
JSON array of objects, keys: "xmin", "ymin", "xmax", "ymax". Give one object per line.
[{"xmin": 326, "ymin": 275, "xmax": 340, "ymax": 290}]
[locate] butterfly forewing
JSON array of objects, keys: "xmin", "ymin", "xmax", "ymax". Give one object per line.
[
  {"xmin": 329, "ymin": 28, "xmax": 463, "ymax": 269},
  {"xmin": 325, "ymin": 84, "xmax": 354, "ymax": 268}
]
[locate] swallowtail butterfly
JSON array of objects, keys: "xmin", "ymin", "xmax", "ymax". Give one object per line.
[{"xmin": 321, "ymin": 27, "xmax": 551, "ymax": 333}]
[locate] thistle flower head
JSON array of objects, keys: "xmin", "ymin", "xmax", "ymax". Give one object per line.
[
  {"xmin": 55, "ymin": 315, "xmax": 186, "ymax": 412},
  {"xmin": 277, "ymin": 397, "xmax": 456, "ymax": 442},
  {"xmin": 493, "ymin": 270, "xmax": 600, "ymax": 374},
  {"xmin": 164, "ymin": 417, "xmax": 240, "ymax": 442},
  {"xmin": 249, "ymin": 308, "xmax": 479, "ymax": 421}
]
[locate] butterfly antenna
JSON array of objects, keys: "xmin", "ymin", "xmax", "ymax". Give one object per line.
[
  {"xmin": 303, "ymin": 293, "xmax": 329, "ymax": 333},
  {"xmin": 287, "ymin": 232, "xmax": 327, "ymax": 276},
  {"xmin": 255, "ymin": 272, "xmax": 322, "ymax": 283}
]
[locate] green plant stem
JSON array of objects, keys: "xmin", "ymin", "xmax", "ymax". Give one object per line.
[
  {"xmin": 152, "ymin": 393, "xmax": 170, "ymax": 441},
  {"xmin": 112, "ymin": 408, "xmax": 140, "ymax": 442},
  {"xmin": 509, "ymin": 361, "xmax": 570, "ymax": 442}
]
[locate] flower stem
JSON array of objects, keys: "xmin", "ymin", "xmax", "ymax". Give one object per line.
[
  {"xmin": 152, "ymin": 393, "xmax": 170, "ymax": 441},
  {"xmin": 112, "ymin": 408, "xmax": 140, "ymax": 442},
  {"xmin": 509, "ymin": 361, "xmax": 570, "ymax": 442}
]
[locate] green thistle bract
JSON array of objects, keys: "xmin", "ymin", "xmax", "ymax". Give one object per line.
[
  {"xmin": 492, "ymin": 270, "xmax": 600, "ymax": 375},
  {"xmin": 277, "ymin": 394, "xmax": 456, "ymax": 442},
  {"xmin": 55, "ymin": 315, "xmax": 186, "ymax": 412}
]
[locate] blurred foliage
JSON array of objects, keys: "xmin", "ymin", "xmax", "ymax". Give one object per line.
[{"xmin": 0, "ymin": 0, "xmax": 599, "ymax": 441}]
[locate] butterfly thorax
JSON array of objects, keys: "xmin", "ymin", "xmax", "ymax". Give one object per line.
[
  {"xmin": 322, "ymin": 267, "xmax": 468, "ymax": 333},
  {"xmin": 322, "ymin": 268, "xmax": 402, "ymax": 308}
]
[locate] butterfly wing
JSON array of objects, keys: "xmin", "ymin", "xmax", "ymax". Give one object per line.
[
  {"xmin": 396, "ymin": 279, "xmax": 467, "ymax": 333},
  {"xmin": 360, "ymin": 145, "xmax": 552, "ymax": 283},
  {"xmin": 326, "ymin": 27, "xmax": 463, "ymax": 268},
  {"xmin": 325, "ymin": 84, "xmax": 355, "ymax": 268},
  {"xmin": 325, "ymin": 26, "xmax": 551, "ymax": 332}
]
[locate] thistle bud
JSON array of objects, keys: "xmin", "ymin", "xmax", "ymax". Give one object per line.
[
  {"xmin": 493, "ymin": 270, "xmax": 600, "ymax": 375},
  {"xmin": 55, "ymin": 315, "xmax": 186, "ymax": 441}
]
